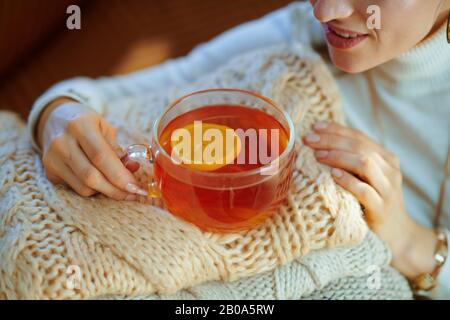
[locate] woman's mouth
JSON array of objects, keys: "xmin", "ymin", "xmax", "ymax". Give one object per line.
[{"xmin": 324, "ymin": 24, "xmax": 369, "ymax": 49}]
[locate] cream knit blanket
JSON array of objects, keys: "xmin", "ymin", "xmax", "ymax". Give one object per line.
[{"xmin": 0, "ymin": 45, "xmax": 412, "ymax": 299}]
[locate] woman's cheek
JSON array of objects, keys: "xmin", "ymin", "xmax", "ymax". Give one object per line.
[
  {"xmin": 378, "ymin": 0, "xmax": 442, "ymax": 44},
  {"xmin": 355, "ymin": 0, "xmax": 438, "ymax": 70}
]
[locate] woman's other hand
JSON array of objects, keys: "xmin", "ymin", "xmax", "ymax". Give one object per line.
[
  {"xmin": 36, "ymin": 98, "xmax": 147, "ymax": 200},
  {"xmin": 305, "ymin": 121, "xmax": 438, "ymax": 279}
]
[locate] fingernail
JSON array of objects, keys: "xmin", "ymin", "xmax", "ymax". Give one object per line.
[
  {"xmin": 315, "ymin": 150, "xmax": 329, "ymax": 158},
  {"xmin": 114, "ymin": 146, "xmax": 127, "ymax": 159},
  {"xmin": 306, "ymin": 133, "xmax": 321, "ymax": 143},
  {"xmin": 314, "ymin": 122, "xmax": 328, "ymax": 130},
  {"xmin": 331, "ymin": 168, "xmax": 343, "ymax": 178},
  {"xmin": 126, "ymin": 183, "xmax": 148, "ymax": 196}
]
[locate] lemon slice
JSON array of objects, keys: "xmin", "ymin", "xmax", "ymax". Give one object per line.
[{"xmin": 170, "ymin": 122, "xmax": 241, "ymax": 171}]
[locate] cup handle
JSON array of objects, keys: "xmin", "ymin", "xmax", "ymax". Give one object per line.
[{"xmin": 123, "ymin": 144, "xmax": 161, "ymax": 199}]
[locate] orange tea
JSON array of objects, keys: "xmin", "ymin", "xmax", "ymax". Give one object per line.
[
  {"xmin": 153, "ymin": 104, "xmax": 294, "ymax": 232},
  {"xmin": 124, "ymin": 89, "xmax": 296, "ymax": 233}
]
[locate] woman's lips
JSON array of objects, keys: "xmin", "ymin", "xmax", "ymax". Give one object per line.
[{"xmin": 324, "ymin": 24, "xmax": 369, "ymax": 49}]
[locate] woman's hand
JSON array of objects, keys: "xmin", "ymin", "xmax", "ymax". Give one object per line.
[
  {"xmin": 37, "ymin": 98, "xmax": 147, "ymax": 200},
  {"xmin": 304, "ymin": 121, "xmax": 438, "ymax": 279}
]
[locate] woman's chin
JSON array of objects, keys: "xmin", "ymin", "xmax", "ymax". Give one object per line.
[{"xmin": 327, "ymin": 47, "xmax": 376, "ymax": 74}]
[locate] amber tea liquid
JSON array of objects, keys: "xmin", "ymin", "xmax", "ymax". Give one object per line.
[{"xmin": 154, "ymin": 105, "xmax": 293, "ymax": 232}]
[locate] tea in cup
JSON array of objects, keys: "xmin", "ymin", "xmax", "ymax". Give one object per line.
[{"xmin": 123, "ymin": 89, "xmax": 296, "ymax": 233}]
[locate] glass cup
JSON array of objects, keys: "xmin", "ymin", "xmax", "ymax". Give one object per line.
[{"xmin": 123, "ymin": 89, "xmax": 296, "ymax": 233}]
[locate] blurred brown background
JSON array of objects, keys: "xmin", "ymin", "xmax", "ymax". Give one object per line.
[{"xmin": 0, "ymin": 0, "xmax": 293, "ymax": 119}]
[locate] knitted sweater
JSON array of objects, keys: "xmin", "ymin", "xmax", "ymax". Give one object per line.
[
  {"xmin": 102, "ymin": 232, "xmax": 411, "ymax": 300},
  {"xmin": 0, "ymin": 45, "xmax": 411, "ymax": 299}
]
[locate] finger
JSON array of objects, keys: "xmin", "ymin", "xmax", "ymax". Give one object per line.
[
  {"xmin": 101, "ymin": 119, "xmax": 126, "ymax": 158},
  {"xmin": 313, "ymin": 122, "xmax": 399, "ymax": 168},
  {"xmin": 330, "ymin": 168, "xmax": 382, "ymax": 224},
  {"xmin": 48, "ymin": 157, "xmax": 97, "ymax": 197},
  {"xmin": 43, "ymin": 138, "xmax": 91, "ymax": 194},
  {"xmin": 44, "ymin": 169, "xmax": 64, "ymax": 185},
  {"xmin": 121, "ymin": 155, "xmax": 141, "ymax": 173},
  {"xmin": 314, "ymin": 149, "xmax": 390, "ymax": 195},
  {"xmin": 65, "ymin": 138, "xmax": 136, "ymax": 201},
  {"xmin": 314, "ymin": 122, "xmax": 367, "ymax": 141},
  {"xmin": 304, "ymin": 132, "xmax": 362, "ymax": 153},
  {"xmin": 77, "ymin": 127, "xmax": 147, "ymax": 196}
]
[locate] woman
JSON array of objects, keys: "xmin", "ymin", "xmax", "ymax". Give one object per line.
[{"xmin": 29, "ymin": 0, "xmax": 450, "ymax": 298}]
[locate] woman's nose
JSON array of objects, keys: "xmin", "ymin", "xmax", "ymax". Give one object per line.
[{"xmin": 311, "ymin": 0, "xmax": 354, "ymax": 23}]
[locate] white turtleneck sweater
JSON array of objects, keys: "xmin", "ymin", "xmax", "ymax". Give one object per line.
[{"xmin": 28, "ymin": 2, "xmax": 450, "ymax": 298}]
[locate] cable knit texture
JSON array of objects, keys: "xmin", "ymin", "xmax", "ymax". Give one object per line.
[{"xmin": 0, "ymin": 45, "xmax": 411, "ymax": 299}]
